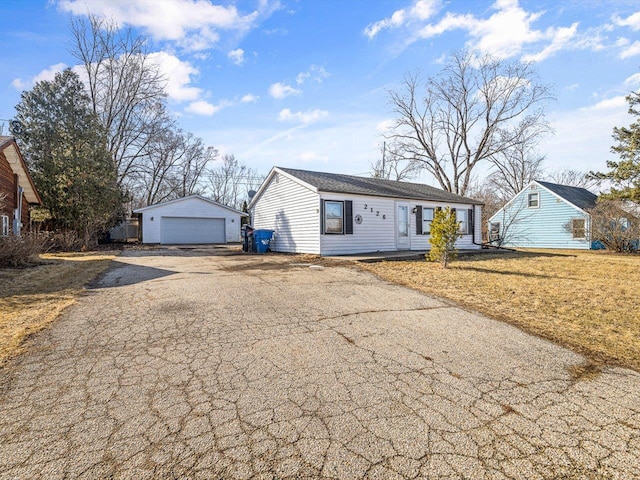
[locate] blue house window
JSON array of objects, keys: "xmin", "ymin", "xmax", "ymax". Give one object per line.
[
  {"xmin": 528, "ymin": 192, "xmax": 539, "ymax": 208},
  {"xmin": 572, "ymin": 218, "xmax": 586, "ymax": 239}
]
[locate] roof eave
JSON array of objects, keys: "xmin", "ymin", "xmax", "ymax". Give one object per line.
[{"xmin": 0, "ymin": 138, "xmax": 42, "ymax": 205}]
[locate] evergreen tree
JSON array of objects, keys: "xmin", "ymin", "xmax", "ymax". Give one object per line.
[
  {"xmin": 13, "ymin": 69, "xmax": 126, "ymax": 246},
  {"xmin": 590, "ymin": 91, "xmax": 640, "ymax": 202},
  {"xmin": 428, "ymin": 207, "xmax": 461, "ymax": 268}
]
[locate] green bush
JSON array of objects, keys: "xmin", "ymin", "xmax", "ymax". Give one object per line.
[{"xmin": 428, "ymin": 207, "xmax": 461, "ymax": 268}]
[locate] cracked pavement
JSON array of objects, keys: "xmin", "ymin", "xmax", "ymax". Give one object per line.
[{"xmin": 1, "ymin": 249, "xmax": 639, "ymax": 479}]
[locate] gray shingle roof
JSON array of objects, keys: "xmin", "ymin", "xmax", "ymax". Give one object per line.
[
  {"xmin": 279, "ymin": 167, "xmax": 482, "ymax": 205},
  {"xmin": 537, "ymin": 181, "xmax": 597, "ymax": 211}
]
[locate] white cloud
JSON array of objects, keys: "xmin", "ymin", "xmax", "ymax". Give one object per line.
[
  {"xmin": 624, "ymin": 73, "xmax": 640, "ymax": 88},
  {"xmin": 12, "ymin": 62, "xmax": 67, "ymax": 90},
  {"xmin": 521, "ymin": 23, "xmax": 578, "ymax": 62},
  {"xmin": 228, "ymin": 48, "xmax": 245, "ymax": 65},
  {"xmin": 241, "ymin": 93, "xmax": 259, "ymax": 103},
  {"xmin": 269, "ymin": 82, "xmax": 301, "ymax": 99},
  {"xmin": 58, "ymin": 0, "xmax": 274, "ymax": 51},
  {"xmin": 278, "ymin": 108, "xmax": 328, "ymax": 124},
  {"xmin": 376, "ymin": 119, "xmax": 395, "ymax": 132},
  {"xmin": 613, "ymin": 12, "xmax": 640, "ymax": 31},
  {"xmin": 297, "ymin": 151, "xmax": 329, "ymax": 162},
  {"xmin": 148, "ymin": 52, "xmax": 201, "ymax": 101},
  {"xmin": 541, "ymin": 98, "xmax": 632, "ymax": 172},
  {"xmin": 584, "ymin": 96, "xmax": 627, "ymax": 111},
  {"xmin": 296, "ymin": 65, "xmax": 330, "ymax": 85},
  {"xmin": 367, "ymin": 0, "xmax": 584, "ymax": 62},
  {"xmin": 364, "ymin": 0, "xmax": 439, "ymax": 39},
  {"xmin": 186, "ymin": 99, "xmax": 229, "ymax": 116},
  {"xmin": 620, "ymin": 40, "xmax": 640, "ymax": 59}
]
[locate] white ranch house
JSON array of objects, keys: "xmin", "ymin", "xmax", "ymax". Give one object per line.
[
  {"xmin": 249, "ymin": 167, "xmax": 483, "ymax": 255},
  {"xmin": 134, "ymin": 195, "xmax": 246, "ymax": 245}
]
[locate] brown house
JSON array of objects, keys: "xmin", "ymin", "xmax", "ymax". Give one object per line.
[{"xmin": 0, "ymin": 136, "xmax": 42, "ymax": 235}]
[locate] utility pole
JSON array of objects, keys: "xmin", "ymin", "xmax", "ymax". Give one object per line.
[{"xmin": 382, "ymin": 141, "xmax": 386, "ymax": 178}]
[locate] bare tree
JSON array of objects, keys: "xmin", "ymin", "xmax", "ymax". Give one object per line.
[
  {"xmin": 370, "ymin": 142, "xmax": 421, "ymax": 181},
  {"xmin": 486, "ymin": 124, "xmax": 548, "ymax": 198},
  {"xmin": 545, "ymin": 169, "xmax": 599, "ymax": 191},
  {"xmin": 388, "ymin": 50, "xmax": 552, "ymax": 195},
  {"xmin": 585, "ymin": 199, "xmax": 640, "ymax": 252},
  {"xmin": 207, "ymin": 154, "xmax": 264, "ymax": 210},
  {"xmin": 132, "ymin": 127, "xmax": 209, "ymax": 207},
  {"xmin": 70, "ymin": 15, "xmax": 167, "ymax": 189},
  {"xmin": 466, "ymin": 179, "xmax": 505, "ymax": 242},
  {"xmin": 176, "ymin": 135, "xmax": 209, "ymax": 198}
]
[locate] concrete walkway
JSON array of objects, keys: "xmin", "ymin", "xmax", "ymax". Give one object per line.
[{"xmin": 0, "ymin": 251, "xmax": 638, "ymax": 479}]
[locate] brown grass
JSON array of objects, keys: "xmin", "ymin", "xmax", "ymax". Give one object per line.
[
  {"xmin": 0, "ymin": 252, "xmax": 117, "ymax": 366},
  {"xmin": 362, "ymin": 250, "xmax": 640, "ymax": 371}
]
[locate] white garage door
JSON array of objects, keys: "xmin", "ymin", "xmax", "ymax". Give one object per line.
[{"xmin": 160, "ymin": 217, "xmax": 225, "ymax": 244}]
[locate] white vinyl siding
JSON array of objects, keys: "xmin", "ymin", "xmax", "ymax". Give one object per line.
[
  {"xmin": 411, "ymin": 203, "xmax": 480, "ymax": 251},
  {"xmin": 252, "ymin": 173, "xmax": 320, "ymax": 254},
  {"xmin": 250, "ymin": 168, "xmax": 483, "ymax": 255},
  {"xmin": 320, "ymin": 194, "xmax": 396, "ymax": 255},
  {"xmin": 322, "ymin": 197, "xmax": 481, "ymax": 255}
]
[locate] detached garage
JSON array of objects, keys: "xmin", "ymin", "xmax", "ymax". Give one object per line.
[{"xmin": 134, "ymin": 195, "xmax": 246, "ymax": 245}]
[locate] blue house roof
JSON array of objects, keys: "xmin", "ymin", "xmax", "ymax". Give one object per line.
[{"xmin": 536, "ymin": 181, "xmax": 597, "ymax": 211}]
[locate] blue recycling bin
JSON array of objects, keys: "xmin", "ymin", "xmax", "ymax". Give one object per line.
[{"xmin": 253, "ymin": 229, "xmax": 274, "ymax": 254}]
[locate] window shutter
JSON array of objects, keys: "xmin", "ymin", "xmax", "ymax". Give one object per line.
[
  {"xmin": 345, "ymin": 200, "xmax": 353, "ymax": 234},
  {"xmin": 416, "ymin": 205, "xmax": 422, "ymax": 235},
  {"xmin": 468, "ymin": 208, "xmax": 474, "ymax": 235},
  {"xmin": 320, "ymin": 200, "xmax": 325, "ymax": 234}
]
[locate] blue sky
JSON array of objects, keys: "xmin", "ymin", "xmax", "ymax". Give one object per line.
[{"xmin": 1, "ymin": 0, "xmax": 639, "ymax": 184}]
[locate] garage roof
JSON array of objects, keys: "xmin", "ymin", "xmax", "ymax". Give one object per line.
[{"xmin": 134, "ymin": 195, "xmax": 248, "ymax": 215}]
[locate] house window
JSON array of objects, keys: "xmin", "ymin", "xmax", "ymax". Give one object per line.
[
  {"xmin": 572, "ymin": 218, "xmax": 586, "ymax": 239},
  {"xmin": 489, "ymin": 222, "xmax": 500, "ymax": 241},
  {"xmin": 1, "ymin": 215, "xmax": 8, "ymax": 236},
  {"xmin": 528, "ymin": 192, "xmax": 539, "ymax": 208},
  {"xmin": 324, "ymin": 201, "xmax": 344, "ymax": 234},
  {"xmin": 456, "ymin": 209, "xmax": 468, "ymax": 234},
  {"xmin": 422, "ymin": 207, "xmax": 434, "ymax": 234}
]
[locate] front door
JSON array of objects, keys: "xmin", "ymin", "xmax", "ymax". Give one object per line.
[{"xmin": 396, "ymin": 203, "xmax": 410, "ymax": 250}]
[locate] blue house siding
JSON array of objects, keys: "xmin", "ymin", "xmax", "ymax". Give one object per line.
[{"xmin": 489, "ymin": 184, "xmax": 592, "ymax": 249}]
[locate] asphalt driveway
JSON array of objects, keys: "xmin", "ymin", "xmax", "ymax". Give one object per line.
[{"xmin": 1, "ymin": 249, "xmax": 639, "ymax": 479}]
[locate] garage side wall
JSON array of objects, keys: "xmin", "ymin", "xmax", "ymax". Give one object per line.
[
  {"xmin": 140, "ymin": 197, "xmax": 241, "ymax": 244},
  {"xmin": 252, "ymin": 173, "xmax": 320, "ymax": 254}
]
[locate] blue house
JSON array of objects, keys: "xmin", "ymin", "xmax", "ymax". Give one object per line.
[{"xmin": 488, "ymin": 180, "xmax": 598, "ymax": 249}]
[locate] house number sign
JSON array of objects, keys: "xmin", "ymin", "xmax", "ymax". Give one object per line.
[{"xmin": 362, "ymin": 204, "xmax": 385, "ymax": 220}]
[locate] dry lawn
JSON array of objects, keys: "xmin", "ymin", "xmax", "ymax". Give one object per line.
[
  {"xmin": 362, "ymin": 250, "xmax": 640, "ymax": 371},
  {"xmin": 0, "ymin": 252, "xmax": 117, "ymax": 366}
]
